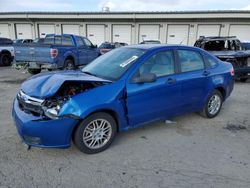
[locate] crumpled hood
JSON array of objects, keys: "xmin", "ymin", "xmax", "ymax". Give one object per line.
[
  {"xmin": 210, "ymin": 50, "xmax": 250, "ymax": 58},
  {"xmin": 21, "ymin": 70, "xmax": 111, "ymax": 99}
]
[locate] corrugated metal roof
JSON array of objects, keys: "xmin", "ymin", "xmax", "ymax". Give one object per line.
[{"xmin": 0, "ymin": 10, "xmax": 250, "ymax": 15}]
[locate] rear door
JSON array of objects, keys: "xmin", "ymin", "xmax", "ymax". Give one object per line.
[
  {"xmin": 126, "ymin": 49, "xmax": 181, "ymax": 126},
  {"xmin": 175, "ymin": 48, "xmax": 210, "ymax": 111}
]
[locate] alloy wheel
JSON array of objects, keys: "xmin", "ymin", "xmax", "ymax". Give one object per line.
[
  {"xmin": 208, "ymin": 94, "xmax": 221, "ymax": 115},
  {"xmin": 82, "ymin": 119, "xmax": 112, "ymax": 149}
]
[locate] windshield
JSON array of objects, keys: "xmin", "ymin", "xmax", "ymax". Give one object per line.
[{"xmin": 82, "ymin": 48, "xmax": 145, "ymax": 81}]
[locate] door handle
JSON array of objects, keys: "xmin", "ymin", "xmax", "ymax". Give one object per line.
[
  {"xmin": 203, "ymin": 70, "xmax": 210, "ymax": 76},
  {"xmin": 166, "ymin": 78, "xmax": 176, "ymax": 84}
]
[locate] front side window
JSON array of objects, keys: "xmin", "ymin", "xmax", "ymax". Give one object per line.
[
  {"xmin": 75, "ymin": 37, "xmax": 85, "ymax": 46},
  {"xmin": 177, "ymin": 50, "xmax": 204, "ymax": 72},
  {"xmin": 137, "ymin": 50, "xmax": 175, "ymax": 77},
  {"xmin": 83, "ymin": 38, "xmax": 93, "ymax": 47}
]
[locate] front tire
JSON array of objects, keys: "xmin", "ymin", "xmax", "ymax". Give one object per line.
[
  {"xmin": 73, "ymin": 112, "xmax": 117, "ymax": 154},
  {"xmin": 200, "ymin": 90, "xmax": 223, "ymax": 118},
  {"xmin": 27, "ymin": 68, "xmax": 41, "ymax": 75}
]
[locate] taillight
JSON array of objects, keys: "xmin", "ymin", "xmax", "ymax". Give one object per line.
[
  {"xmin": 230, "ymin": 67, "xmax": 235, "ymax": 76},
  {"xmin": 50, "ymin": 49, "xmax": 58, "ymax": 58}
]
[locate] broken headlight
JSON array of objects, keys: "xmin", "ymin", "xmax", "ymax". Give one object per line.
[{"xmin": 42, "ymin": 99, "xmax": 65, "ymax": 119}]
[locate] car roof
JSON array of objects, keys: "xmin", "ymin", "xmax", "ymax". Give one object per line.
[{"xmin": 125, "ymin": 44, "xmax": 200, "ymax": 51}]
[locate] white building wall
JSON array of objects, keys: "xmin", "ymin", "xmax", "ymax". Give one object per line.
[{"xmin": 1, "ymin": 12, "xmax": 250, "ymax": 45}]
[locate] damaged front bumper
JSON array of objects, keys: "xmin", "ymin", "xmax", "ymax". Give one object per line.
[{"xmin": 12, "ymin": 98, "xmax": 78, "ymax": 148}]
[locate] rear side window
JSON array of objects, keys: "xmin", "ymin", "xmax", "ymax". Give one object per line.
[
  {"xmin": 206, "ymin": 55, "xmax": 218, "ymax": 68},
  {"xmin": 138, "ymin": 50, "xmax": 175, "ymax": 77},
  {"xmin": 62, "ymin": 36, "xmax": 73, "ymax": 46},
  {"xmin": 55, "ymin": 36, "xmax": 62, "ymax": 45},
  {"xmin": 177, "ymin": 50, "xmax": 204, "ymax": 72}
]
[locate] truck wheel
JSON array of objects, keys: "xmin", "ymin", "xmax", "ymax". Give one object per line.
[
  {"xmin": 28, "ymin": 68, "xmax": 41, "ymax": 75},
  {"xmin": 199, "ymin": 90, "xmax": 223, "ymax": 118},
  {"xmin": 240, "ymin": 78, "xmax": 248, "ymax": 82},
  {"xmin": 64, "ymin": 59, "xmax": 75, "ymax": 70},
  {"xmin": 73, "ymin": 112, "xmax": 117, "ymax": 154},
  {"xmin": 0, "ymin": 53, "xmax": 11, "ymax": 66}
]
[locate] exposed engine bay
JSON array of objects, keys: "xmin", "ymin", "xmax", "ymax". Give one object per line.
[
  {"xmin": 17, "ymin": 81, "xmax": 106, "ymax": 119},
  {"xmin": 51, "ymin": 81, "xmax": 104, "ymax": 100}
]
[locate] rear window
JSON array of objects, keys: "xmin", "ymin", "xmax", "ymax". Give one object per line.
[
  {"xmin": 43, "ymin": 35, "xmax": 73, "ymax": 46},
  {"xmin": 55, "ymin": 36, "xmax": 62, "ymax": 45},
  {"xmin": 44, "ymin": 36, "xmax": 54, "ymax": 45},
  {"xmin": 203, "ymin": 40, "xmax": 241, "ymax": 51}
]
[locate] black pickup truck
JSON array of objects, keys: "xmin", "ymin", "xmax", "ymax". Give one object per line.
[{"xmin": 194, "ymin": 36, "xmax": 250, "ymax": 82}]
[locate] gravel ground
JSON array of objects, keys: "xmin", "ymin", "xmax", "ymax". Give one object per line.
[{"xmin": 0, "ymin": 67, "xmax": 250, "ymax": 188}]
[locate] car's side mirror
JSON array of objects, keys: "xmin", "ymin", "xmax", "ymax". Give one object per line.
[
  {"xmin": 132, "ymin": 73, "xmax": 157, "ymax": 84},
  {"xmin": 92, "ymin": 44, "xmax": 97, "ymax": 48}
]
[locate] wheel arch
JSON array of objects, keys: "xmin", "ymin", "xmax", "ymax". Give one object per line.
[
  {"xmin": 214, "ymin": 86, "xmax": 226, "ymax": 101},
  {"xmin": 1, "ymin": 50, "xmax": 11, "ymax": 56},
  {"xmin": 65, "ymin": 55, "xmax": 75, "ymax": 63},
  {"xmin": 71, "ymin": 108, "xmax": 121, "ymax": 141}
]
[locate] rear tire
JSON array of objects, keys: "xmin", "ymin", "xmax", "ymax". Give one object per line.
[
  {"xmin": 200, "ymin": 90, "xmax": 223, "ymax": 118},
  {"xmin": 28, "ymin": 68, "xmax": 41, "ymax": 75},
  {"xmin": 64, "ymin": 59, "xmax": 75, "ymax": 70},
  {"xmin": 73, "ymin": 112, "xmax": 117, "ymax": 154},
  {"xmin": 0, "ymin": 53, "xmax": 11, "ymax": 66}
]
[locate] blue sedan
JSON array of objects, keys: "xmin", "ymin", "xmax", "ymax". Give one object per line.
[{"xmin": 12, "ymin": 45, "xmax": 234, "ymax": 154}]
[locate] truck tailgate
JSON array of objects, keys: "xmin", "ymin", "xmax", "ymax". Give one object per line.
[
  {"xmin": 14, "ymin": 44, "xmax": 53, "ymax": 63},
  {"xmin": 34, "ymin": 46, "xmax": 54, "ymax": 63},
  {"xmin": 14, "ymin": 45, "xmax": 36, "ymax": 62}
]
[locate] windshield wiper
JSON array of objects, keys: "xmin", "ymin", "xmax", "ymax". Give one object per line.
[
  {"xmin": 82, "ymin": 71, "xmax": 97, "ymax": 77},
  {"xmin": 82, "ymin": 71, "xmax": 113, "ymax": 82}
]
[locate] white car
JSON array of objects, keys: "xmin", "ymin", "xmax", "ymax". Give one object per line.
[{"xmin": 0, "ymin": 38, "xmax": 14, "ymax": 66}]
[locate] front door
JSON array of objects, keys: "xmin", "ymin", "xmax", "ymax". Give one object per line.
[
  {"xmin": 83, "ymin": 38, "xmax": 98, "ymax": 63},
  {"xmin": 126, "ymin": 50, "xmax": 181, "ymax": 126}
]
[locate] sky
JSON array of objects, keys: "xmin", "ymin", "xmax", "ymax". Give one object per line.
[{"xmin": 0, "ymin": 0, "xmax": 250, "ymax": 12}]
